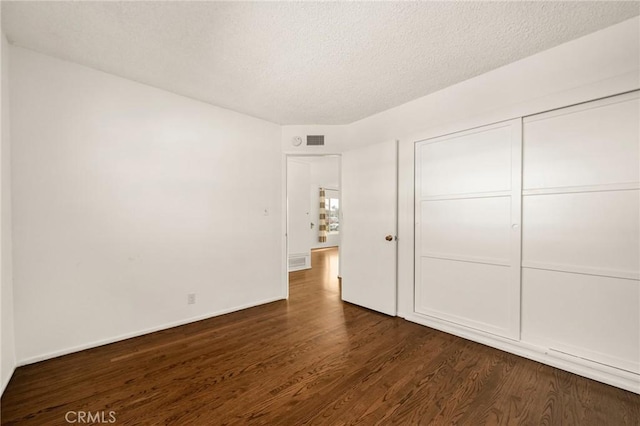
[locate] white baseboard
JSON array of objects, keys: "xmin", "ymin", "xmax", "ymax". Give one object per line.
[
  {"xmin": 1, "ymin": 364, "xmax": 16, "ymax": 396},
  {"xmin": 404, "ymin": 312, "xmax": 640, "ymax": 394},
  {"xmin": 17, "ymin": 296, "xmax": 285, "ymax": 367}
]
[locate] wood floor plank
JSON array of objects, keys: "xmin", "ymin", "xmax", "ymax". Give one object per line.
[{"xmin": 2, "ymin": 247, "xmax": 639, "ymax": 425}]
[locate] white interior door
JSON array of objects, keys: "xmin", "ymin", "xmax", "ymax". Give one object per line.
[
  {"xmin": 341, "ymin": 140, "xmax": 397, "ymax": 316},
  {"xmin": 287, "ymin": 159, "xmax": 311, "ymax": 271}
]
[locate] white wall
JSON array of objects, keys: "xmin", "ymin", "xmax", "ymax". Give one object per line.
[
  {"xmin": 10, "ymin": 46, "xmax": 283, "ymax": 364},
  {"xmin": 1, "ymin": 32, "xmax": 16, "ymax": 394}
]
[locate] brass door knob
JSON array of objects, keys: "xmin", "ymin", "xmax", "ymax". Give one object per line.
[{"xmin": 385, "ymin": 235, "xmax": 393, "ymax": 241}]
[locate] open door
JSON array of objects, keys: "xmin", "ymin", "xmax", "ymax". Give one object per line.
[
  {"xmin": 341, "ymin": 140, "xmax": 398, "ymax": 316},
  {"xmin": 286, "ymin": 158, "xmax": 312, "ymax": 271}
]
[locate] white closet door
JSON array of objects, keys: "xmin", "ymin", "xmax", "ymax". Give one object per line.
[
  {"xmin": 415, "ymin": 119, "xmax": 522, "ymax": 340},
  {"xmin": 521, "ymin": 91, "xmax": 640, "ymax": 374}
]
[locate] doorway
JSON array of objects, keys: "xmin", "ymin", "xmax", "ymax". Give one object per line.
[
  {"xmin": 283, "ymin": 139, "xmax": 398, "ymax": 316},
  {"xmin": 285, "ymin": 155, "xmax": 342, "ymax": 291}
]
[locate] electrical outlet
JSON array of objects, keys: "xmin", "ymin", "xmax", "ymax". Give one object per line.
[{"xmin": 187, "ymin": 293, "xmax": 196, "ymax": 305}]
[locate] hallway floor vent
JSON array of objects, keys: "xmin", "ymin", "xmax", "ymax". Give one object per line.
[{"xmin": 289, "ymin": 256, "xmax": 307, "ymax": 268}]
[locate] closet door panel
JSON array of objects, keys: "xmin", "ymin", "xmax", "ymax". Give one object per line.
[
  {"xmin": 521, "ymin": 91, "xmax": 639, "ymax": 374},
  {"xmin": 419, "ymin": 125, "xmax": 512, "ymax": 197},
  {"xmin": 419, "ymin": 257, "xmax": 511, "ymax": 336},
  {"xmin": 523, "ymin": 94, "xmax": 639, "ymax": 190},
  {"xmin": 522, "ymin": 268, "xmax": 640, "ymax": 374},
  {"xmin": 420, "ymin": 197, "xmax": 511, "ymax": 263},
  {"xmin": 522, "ymin": 190, "xmax": 639, "ymax": 279},
  {"xmin": 415, "ymin": 119, "xmax": 522, "ymax": 340}
]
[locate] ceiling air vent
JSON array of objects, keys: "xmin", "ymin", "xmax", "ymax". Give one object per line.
[{"xmin": 306, "ymin": 135, "xmax": 325, "ymax": 146}]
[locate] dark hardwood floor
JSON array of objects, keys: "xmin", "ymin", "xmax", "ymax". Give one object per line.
[{"xmin": 2, "ymin": 247, "xmax": 638, "ymax": 425}]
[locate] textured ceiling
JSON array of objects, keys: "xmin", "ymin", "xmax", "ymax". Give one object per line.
[{"xmin": 2, "ymin": 1, "xmax": 639, "ymax": 125}]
